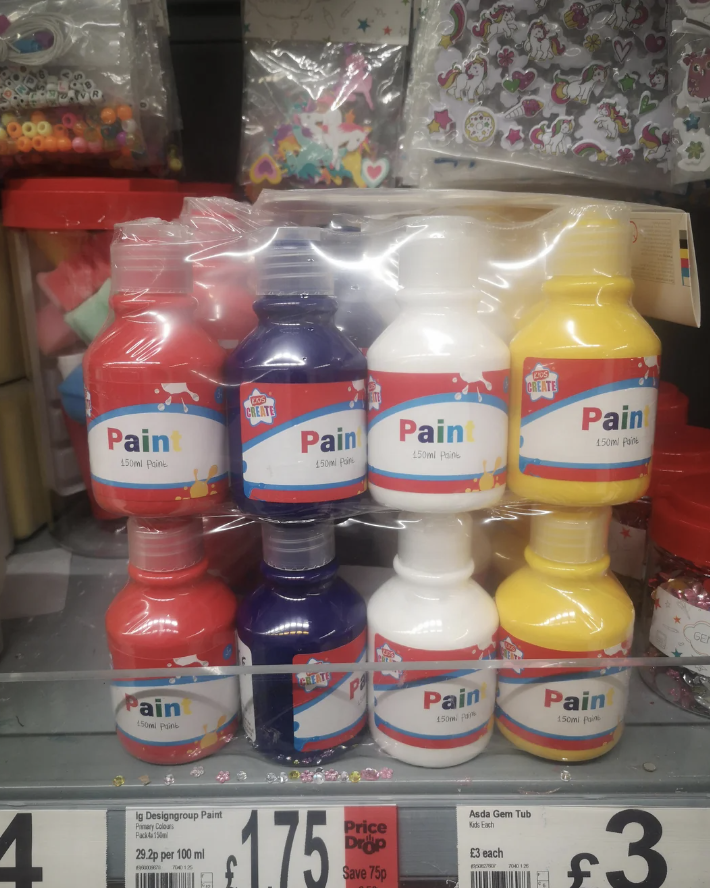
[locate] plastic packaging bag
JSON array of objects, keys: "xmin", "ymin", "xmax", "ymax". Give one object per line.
[
  {"xmin": 240, "ymin": 40, "xmax": 407, "ymax": 194},
  {"xmin": 180, "ymin": 196, "xmax": 267, "ymax": 348},
  {"xmin": 74, "ymin": 195, "xmax": 709, "ymax": 775},
  {"xmin": 78, "ymin": 194, "xmax": 696, "ymax": 523},
  {"xmin": 401, "ymin": 0, "xmax": 673, "ymax": 190}
]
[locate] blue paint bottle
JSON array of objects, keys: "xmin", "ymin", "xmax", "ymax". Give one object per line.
[
  {"xmin": 226, "ymin": 228, "xmax": 367, "ymax": 521},
  {"xmin": 236, "ymin": 522, "xmax": 367, "ymax": 765}
]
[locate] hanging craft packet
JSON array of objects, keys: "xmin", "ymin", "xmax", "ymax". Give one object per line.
[
  {"xmin": 402, "ymin": 0, "xmax": 674, "ymax": 190},
  {"xmin": 670, "ymin": 0, "xmax": 710, "ymax": 184},
  {"xmin": 0, "ymin": 0, "xmax": 179, "ymax": 176},
  {"xmin": 0, "ymin": 0, "xmax": 148, "ymax": 173},
  {"xmin": 240, "ymin": 0, "xmax": 410, "ymax": 194}
]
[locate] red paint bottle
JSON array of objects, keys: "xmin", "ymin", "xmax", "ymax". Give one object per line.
[
  {"xmin": 84, "ymin": 221, "xmax": 228, "ymax": 517},
  {"xmin": 106, "ymin": 516, "xmax": 239, "ymax": 765}
]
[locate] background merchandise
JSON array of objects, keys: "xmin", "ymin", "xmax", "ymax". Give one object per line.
[
  {"xmin": 0, "ymin": 0, "xmax": 180, "ymax": 175},
  {"xmin": 402, "ymin": 0, "xmax": 673, "ymax": 189},
  {"xmin": 670, "ymin": 0, "xmax": 710, "ymax": 184},
  {"xmin": 239, "ymin": 0, "xmax": 410, "ymax": 195},
  {"xmin": 642, "ymin": 471, "xmax": 710, "ymax": 715},
  {"xmin": 610, "ymin": 415, "xmax": 710, "ymax": 609}
]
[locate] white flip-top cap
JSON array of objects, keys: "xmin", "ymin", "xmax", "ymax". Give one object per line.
[
  {"xmin": 546, "ymin": 207, "xmax": 631, "ymax": 279},
  {"xmin": 262, "ymin": 522, "xmax": 335, "ymax": 572},
  {"xmin": 395, "ymin": 512, "xmax": 475, "ymax": 582},
  {"xmin": 112, "ymin": 219, "xmax": 193, "ymax": 295},
  {"xmin": 397, "ymin": 216, "xmax": 488, "ymax": 291}
]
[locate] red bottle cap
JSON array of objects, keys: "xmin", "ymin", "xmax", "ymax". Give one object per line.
[
  {"xmin": 649, "ymin": 425, "xmax": 710, "ymax": 498},
  {"xmin": 112, "ymin": 220, "xmax": 193, "ymax": 295},
  {"xmin": 2, "ymin": 179, "xmax": 234, "ymax": 230},
  {"xmin": 650, "ymin": 473, "xmax": 710, "ymax": 568},
  {"xmin": 656, "ymin": 381, "xmax": 689, "ymax": 429},
  {"xmin": 128, "ymin": 517, "xmax": 204, "ymax": 573}
]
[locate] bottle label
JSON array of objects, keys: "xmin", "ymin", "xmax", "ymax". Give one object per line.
[
  {"xmin": 292, "ymin": 630, "xmax": 367, "ymax": 752},
  {"xmin": 608, "ymin": 515, "xmax": 647, "ymax": 580},
  {"xmin": 86, "ymin": 379, "xmax": 228, "ymax": 500},
  {"xmin": 496, "ymin": 631, "xmax": 632, "ymax": 754},
  {"xmin": 238, "ymin": 637, "xmax": 256, "ymax": 742},
  {"xmin": 518, "ymin": 356, "xmax": 659, "ymax": 482},
  {"xmin": 372, "ymin": 634, "xmax": 496, "ymax": 749},
  {"xmin": 111, "ymin": 641, "xmax": 239, "ymax": 751},
  {"xmin": 649, "ymin": 585, "xmax": 710, "ymax": 677},
  {"xmin": 239, "ymin": 380, "xmax": 367, "ymax": 502},
  {"xmin": 367, "ymin": 369, "xmax": 509, "ymax": 494}
]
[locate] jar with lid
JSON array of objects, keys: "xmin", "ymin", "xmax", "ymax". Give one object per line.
[
  {"xmin": 640, "ymin": 472, "xmax": 710, "ymax": 715},
  {"xmin": 610, "ymin": 424, "xmax": 710, "ymax": 615}
]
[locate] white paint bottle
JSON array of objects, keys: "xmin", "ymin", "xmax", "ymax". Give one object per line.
[
  {"xmin": 367, "ymin": 216, "xmax": 510, "ymax": 512},
  {"xmin": 368, "ymin": 512, "xmax": 499, "ymax": 767}
]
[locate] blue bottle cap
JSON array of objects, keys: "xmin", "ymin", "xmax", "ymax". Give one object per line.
[
  {"xmin": 262, "ymin": 522, "xmax": 335, "ymax": 572},
  {"xmin": 256, "ymin": 227, "xmax": 335, "ymax": 297}
]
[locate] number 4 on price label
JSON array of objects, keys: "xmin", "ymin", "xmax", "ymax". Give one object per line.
[
  {"xmin": 0, "ymin": 810, "xmax": 106, "ymax": 888},
  {"xmin": 127, "ymin": 806, "xmax": 398, "ymax": 888},
  {"xmin": 457, "ymin": 806, "xmax": 710, "ymax": 888}
]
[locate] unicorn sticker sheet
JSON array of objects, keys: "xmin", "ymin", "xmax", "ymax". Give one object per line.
[
  {"xmin": 402, "ymin": 0, "xmax": 674, "ymax": 188},
  {"xmin": 669, "ymin": 0, "xmax": 710, "ymax": 184}
]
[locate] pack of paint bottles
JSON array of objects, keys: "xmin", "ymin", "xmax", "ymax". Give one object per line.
[{"xmin": 85, "ymin": 194, "xmax": 690, "ymax": 771}]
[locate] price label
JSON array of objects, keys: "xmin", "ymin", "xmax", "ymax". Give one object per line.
[
  {"xmin": 0, "ymin": 810, "xmax": 106, "ymax": 888},
  {"xmin": 457, "ymin": 805, "xmax": 710, "ymax": 888},
  {"xmin": 126, "ymin": 806, "xmax": 398, "ymax": 888}
]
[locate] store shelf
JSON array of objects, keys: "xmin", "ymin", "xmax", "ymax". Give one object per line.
[{"xmin": 1, "ymin": 532, "xmax": 709, "ymax": 885}]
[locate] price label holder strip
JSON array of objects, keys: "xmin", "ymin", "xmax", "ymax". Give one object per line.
[
  {"xmin": 457, "ymin": 805, "xmax": 710, "ymax": 888},
  {"xmin": 0, "ymin": 809, "xmax": 106, "ymax": 888},
  {"xmin": 126, "ymin": 805, "xmax": 398, "ymax": 888}
]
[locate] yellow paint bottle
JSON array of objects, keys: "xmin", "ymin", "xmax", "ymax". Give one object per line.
[
  {"xmin": 495, "ymin": 507, "xmax": 634, "ymax": 762},
  {"xmin": 508, "ymin": 209, "xmax": 661, "ymax": 506}
]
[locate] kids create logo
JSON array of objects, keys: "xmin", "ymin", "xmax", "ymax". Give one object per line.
[
  {"xmin": 500, "ymin": 636, "xmax": 524, "ymax": 659},
  {"xmin": 368, "ymin": 375, "xmax": 382, "ymax": 411},
  {"xmin": 296, "ymin": 658, "xmax": 331, "ymax": 692},
  {"xmin": 500, "ymin": 636, "xmax": 524, "ymax": 672},
  {"xmin": 376, "ymin": 642, "xmax": 403, "ymax": 679},
  {"xmin": 525, "ymin": 362, "xmax": 558, "ymax": 401},
  {"xmin": 243, "ymin": 388, "xmax": 276, "ymax": 426}
]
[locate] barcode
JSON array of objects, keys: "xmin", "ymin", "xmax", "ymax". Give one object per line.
[
  {"xmin": 136, "ymin": 875, "xmax": 194, "ymax": 888},
  {"xmin": 471, "ymin": 871, "xmax": 531, "ymax": 888}
]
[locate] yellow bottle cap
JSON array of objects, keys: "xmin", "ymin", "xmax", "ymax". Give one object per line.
[
  {"xmin": 546, "ymin": 208, "xmax": 631, "ymax": 279},
  {"xmin": 529, "ymin": 506, "xmax": 611, "ymax": 565}
]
